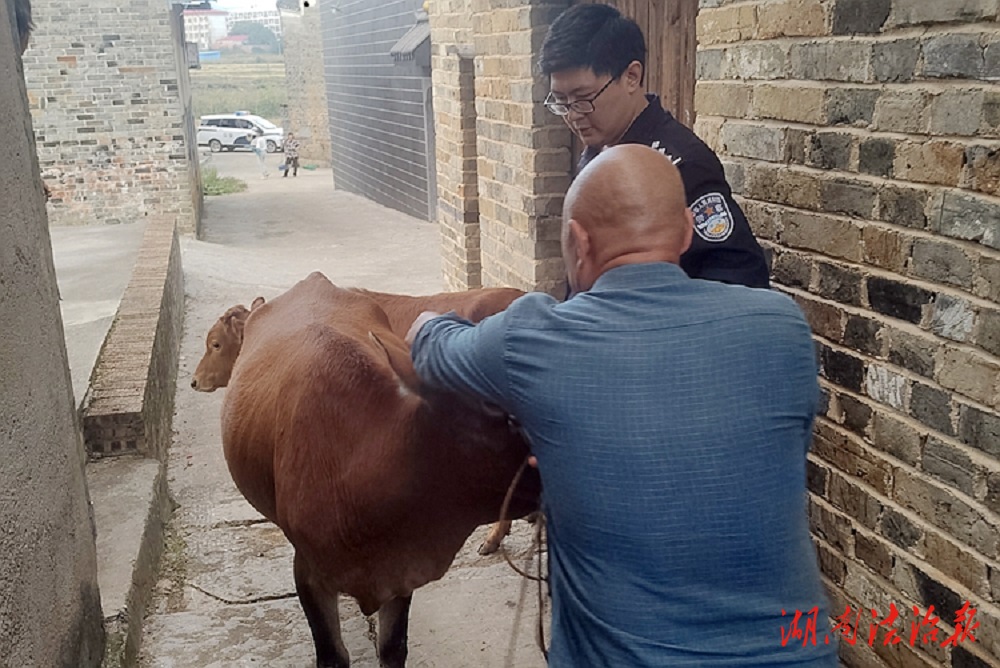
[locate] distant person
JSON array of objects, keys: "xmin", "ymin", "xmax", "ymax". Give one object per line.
[
  {"xmin": 282, "ymin": 132, "xmax": 301, "ymax": 178},
  {"xmin": 250, "ymin": 131, "xmax": 269, "ymax": 178}
]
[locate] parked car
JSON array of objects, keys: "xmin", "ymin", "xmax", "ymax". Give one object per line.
[{"xmin": 197, "ymin": 112, "xmax": 284, "ymax": 153}]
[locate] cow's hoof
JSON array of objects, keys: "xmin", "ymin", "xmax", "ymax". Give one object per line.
[{"xmin": 478, "ymin": 537, "xmax": 502, "ymax": 556}]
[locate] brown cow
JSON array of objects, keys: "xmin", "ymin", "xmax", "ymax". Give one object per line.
[{"xmin": 193, "ymin": 272, "xmax": 540, "ymax": 667}]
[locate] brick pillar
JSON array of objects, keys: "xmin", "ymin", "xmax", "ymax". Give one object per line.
[
  {"xmin": 471, "ymin": 0, "xmax": 572, "ymax": 295},
  {"xmin": 429, "ymin": 0, "xmax": 483, "ymax": 289}
]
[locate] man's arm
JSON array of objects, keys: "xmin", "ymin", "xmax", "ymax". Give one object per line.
[
  {"xmin": 410, "ymin": 311, "xmax": 513, "ymax": 410},
  {"xmin": 680, "ymin": 164, "xmax": 771, "ymax": 289}
]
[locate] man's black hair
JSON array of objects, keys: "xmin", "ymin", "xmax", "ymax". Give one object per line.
[{"xmin": 538, "ymin": 4, "xmax": 646, "ymax": 83}]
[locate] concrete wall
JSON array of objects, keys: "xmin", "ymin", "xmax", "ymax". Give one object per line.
[
  {"xmin": 0, "ymin": 0, "xmax": 104, "ymax": 664},
  {"xmin": 321, "ymin": 0, "xmax": 435, "ymax": 220},
  {"xmin": 695, "ymin": 1, "xmax": 1000, "ymax": 665},
  {"xmin": 280, "ymin": 2, "xmax": 331, "ymax": 166},
  {"xmin": 22, "ymin": 0, "xmax": 201, "ymax": 234},
  {"xmin": 430, "ymin": 0, "xmax": 572, "ymax": 294}
]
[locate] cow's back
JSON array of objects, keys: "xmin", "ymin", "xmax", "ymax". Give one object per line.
[{"xmin": 356, "ymin": 287, "xmax": 524, "ymax": 337}]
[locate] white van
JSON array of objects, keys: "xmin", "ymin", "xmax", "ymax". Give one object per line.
[{"xmin": 197, "ymin": 112, "xmax": 284, "ymax": 153}]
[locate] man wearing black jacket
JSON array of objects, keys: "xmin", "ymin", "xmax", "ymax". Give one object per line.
[{"xmin": 540, "ymin": 4, "xmax": 770, "ymax": 289}]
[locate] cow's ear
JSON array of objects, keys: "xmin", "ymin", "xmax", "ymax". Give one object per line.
[
  {"xmin": 223, "ymin": 305, "xmax": 250, "ymax": 341},
  {"xmin": 251, "ymin": 296, "xmax": 265, "ymax": 310}
]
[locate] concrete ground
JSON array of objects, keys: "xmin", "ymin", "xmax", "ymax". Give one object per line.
[
  {"xmin": 50, "ymin": 220, "xmax": 146, "ymax": 405},
  {"xmin": 139, "ymin": 151, "xmax": 548, "ymax": 668}
]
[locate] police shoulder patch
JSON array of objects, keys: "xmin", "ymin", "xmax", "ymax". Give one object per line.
[{"xmin": 690, "ymin": 192, "xmax": 734, "ymax": 243}]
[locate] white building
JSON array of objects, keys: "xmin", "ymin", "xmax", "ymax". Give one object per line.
[
  {"xmin": 182, "ymin": 9, "xmax": 229, "ymax": 50},
  {"xmin": 226, "ymin": 7, "xmax": 282, "ymax": 39}
]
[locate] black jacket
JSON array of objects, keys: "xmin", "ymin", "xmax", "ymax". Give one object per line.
[{"xmin": 580, "ymin": 95, "xmax": 770, "ymax": 289}]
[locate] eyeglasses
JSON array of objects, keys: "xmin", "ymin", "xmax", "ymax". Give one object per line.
[{"xmin": 543, "ymin": 76, "xmax": 617, "ymax": 116}]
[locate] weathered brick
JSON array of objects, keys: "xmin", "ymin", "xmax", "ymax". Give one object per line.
[
  {"xmin": 859, "ymin": 138, "xmax": 894, "ymax": 178},
  {"xmin": 952, "ymin": 645, "xmax": 996, "ymax": 668},
  {"xmin": 873, "ymin": 89, "xmax": 930, "ymax": 134},
  {"xmin": 782, "ymin": 211, "xmax": 863, "ymax": 262},
  {"xmin": 867, "ymin": 276, "xmax": 934, "ymax": 324},
  {"xmin": 829, "ymin": 471, "xmax": 883, "ymax": 530},
  {"xmin": 746, "ymin": 165, "xmax": 822, "ymax": 210},
  {"xmin": 963, "ymin": 145, "xmax": 1000, "ymax": 197},
  {"xmin": 809, "ymin": 496, "xmax": 855, "ymax": 552},
  {"xmin": 984, "ymin": 91, "xmax": 1000, "ymax": 138},
  {"xmin": 977, "ymin": 255, "xmax": 1000, "ymax": 302},
  {"xmin": 928, "ymin": 89, "xmax": 986, "ymax": 137},
  {"xmin": 722, "ymin": 43, "xmax": 790, "ymax": 80},
  {"xmin": 928, "ymin": 294, "xmax": 976, "ymax": 343},
  {"xmin": 894, "ymin": 140, "xmax": 967, "ymax": 187},
  {"xmin": 844, "ymin": 315, "xmax": 882, "ymax": 355},
  {"xmin": 807, "ymin": 458, "xmax": 829, "ymax": 495},
  {"xmin": 696, "ymin": 81, "xmax": 752, "ymax": 118},
  {"xmin": 877, "ymin": 186, "xmax": 928, "ymax": 230},
  {"xmin": 840, "ymin": 393, "xmax": 873, "ymax": 436},
  {"xmin": 815, "ymin": 262, "xmax": 862, "ymax": 306},
  {"xmin": 894, "ymin": 469, "xmax": 999, "ymax": 557},
  {"xmin": 958, "ymin": 404, "xmax": 1000, "ymax": 457},
  {"xmin": 974, "ymin": 308, "xmax": 1000, "ymax": 357},
  {"xmin": 772, "ymin": 250, "xmax": 812, "ymax": 289},
  {"xmin": 697, "ymin": 48, "xmax": 725, "ymax": 81},
  {"xmin": 723, "ymin": 160, "xmax": 746, "ymax": 195},
  {"xmin": 986, "ymin": 471, "xmax": 1000, "ymax": 516},
  {"xmin": 816, "ymin": 542, "xmax": 848, "ymax": 585},
  {"xmin": 910, "ymin": 382, "xmax": 955, "ymax": 436},
  {"xmin": 910, "ymin": 238, "xmax": 974, "ymax": 288},
  {"xmin": 887, "ymin": 328, "xmax": 937, "ymax": 378},
  {"xmin": 863, "ymin": 224, "xmax": 912, "ymax": 272},
  {"xmin": 827, "ymin": 87, "xmax": 881, "ymax": 126},
  {"xmin": 758, "ymin": 0, "xmax": 828, "ymax": 38},
  {"xmin": 697, "ymin": 3, "xmax": 759, "ymax": 45},
  {"xmin": 790, "ymin": 41, "xmax": 871, "ymax": 83},
  {"xmin": 921, "ymin": 34, "xmax": 986, "ymax": 79},
  {"xmin": 821, "ymin": 179, "xmax": 876, "ymax": 219},
  {"xmin": 751, "ymin": 83, "xmax": 827, "ymax": 124},
  {"xmin": 936, "ymin": 347, "xmax": 1000, "ymax": 406},
  {"xmin": 880, "ymin": 507, "xmax": 924, "ymax": 550},
  {"xmin": 872, "ymin": 38, "xmax": 921, "ymax": 83},
  {"xmin": 932, "ymin": 191, "xmax": 999, "ymax": 249},
  {"xmin": 855, "ymin": 533, "xmax": 893, "ymax": 578},
  {"xmin": 871, "ymin": 410, "xmax": 924, "ymax": 465},
  {"xmin": 796, "ymin": 296, "xmax": 846, "ymax": 341},
  {"xmin": 923, "ymin": 437, "xmax": 979, "ymax": 496},
  {"xmin": 833, "ymin": 0, "xmax": 891, "ymax": 33},
  {"xmin": 866, "ymin": 364, "xmax": 909, "ymax": 410},
  {"xmin": 814, "ymin": 422, "xmax": 893, "ymax": 494},
  {"xmin": 808, "ymin": 131, "xmax": 853, "ymax": 171},
  {"xmin": 888, "ymin": 0, "xmax": 1000, "ymax": 27},
  {"xmin": 821, "ymin": 344, "xmax": 865, "ymax": 392},
  {"xmin": 721, "ymin": 123, "xmax": 787, "ymax": 161}
]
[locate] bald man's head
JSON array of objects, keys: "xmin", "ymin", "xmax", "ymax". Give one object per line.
[{"xmin": 562, "ymin": 144, "xmax": 693, "ymax": 292}]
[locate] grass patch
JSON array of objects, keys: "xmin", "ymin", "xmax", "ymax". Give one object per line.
[
  {"xmin": 202, "ymin": 168, "xmax": 248, "ymax": 196},
  {"xmin": 191, "ymin": 61, "xmax": 287, "ymax": 121}
]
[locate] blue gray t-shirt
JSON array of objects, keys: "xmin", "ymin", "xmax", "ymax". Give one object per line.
[{"xmin": 412, "ymin": 262, "xmax": 837, "ymax": 667}]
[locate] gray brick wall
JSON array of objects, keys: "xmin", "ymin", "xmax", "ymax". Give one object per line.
[
  {"xmin": 321, "ymin": 0, "xmax": 434, "ymax": 220},
  {"xmin": 698, "ymin": 1, "xmax": 1000, "ymax": 665},
  {"xmin": 22, "ymin": 0, "xmax": 200, "ymax": 233}
]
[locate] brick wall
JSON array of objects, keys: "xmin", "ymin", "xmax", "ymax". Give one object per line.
[
  {"xmin": 697, "ymin": 1, "xmax": 1000, "ymax": 665},
  {"xmin": 280, "ymin": 3, "xmax": 331, "ymax": 166},
  {"xmin": 22, "ymin": 0, "xmax": 201, "ymax": 234}
]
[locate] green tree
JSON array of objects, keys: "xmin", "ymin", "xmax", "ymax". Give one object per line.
[{"xmin": 228, "ymin": 21, "xmax": 278, "ymax": 49}]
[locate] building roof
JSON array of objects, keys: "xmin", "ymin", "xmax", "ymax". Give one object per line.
[
  {"xmin": 390, "ymin": 11, "xmax": 430, "ymax": 62},
  {"xmin": 183, "ymin": 9, "xmax": 229, "ymax": 15}
]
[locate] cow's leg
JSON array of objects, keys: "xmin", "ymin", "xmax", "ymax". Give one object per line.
[
  {"xmin": 479, "ymin": 520, "xmax": 512, "ymax": 555},
  {"xmin": 294, "ymin": 551, "xmax": 350, "ymax": 668},
  {"xmin": 377, "ymin": 595, "xmax": 412, "ymax": 668}
]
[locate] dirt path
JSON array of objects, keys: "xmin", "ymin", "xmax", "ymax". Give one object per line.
[{"xmin": 139, "ymin": 152, "xmax": 547, "ymax": 668}]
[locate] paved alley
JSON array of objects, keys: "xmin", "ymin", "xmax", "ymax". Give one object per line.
[{"xmin": 139, "ymin": 152, "xmax": 547, "ymax": 668}]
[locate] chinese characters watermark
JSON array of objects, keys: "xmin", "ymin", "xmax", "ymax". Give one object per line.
[{"xmin": 781, "ymin": 602, "xmax": 979, "ymax": 648}]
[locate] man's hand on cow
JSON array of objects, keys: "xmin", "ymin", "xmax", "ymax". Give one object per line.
[{"xmin": 405, "ymin": 311, "xmax": 443, "ymax": 346}]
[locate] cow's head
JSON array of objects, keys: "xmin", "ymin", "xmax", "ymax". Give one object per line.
[{"xmin": 191, "ymin": 297, "xmax": 264, "ymax": 392}]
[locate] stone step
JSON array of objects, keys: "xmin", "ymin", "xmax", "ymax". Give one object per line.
[{"xmin": 87, "ymin": 457, "xmax": 171, "ymax": 668}]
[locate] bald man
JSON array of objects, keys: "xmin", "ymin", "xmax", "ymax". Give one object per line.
[{"xmin": 410, "ymin": 145, "xmax": 836, "ymax": 667}]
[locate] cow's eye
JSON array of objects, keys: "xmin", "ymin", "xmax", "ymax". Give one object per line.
[{"xmin": 212, "ymin": 342, "xmax": 221, "ymax": 350}]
